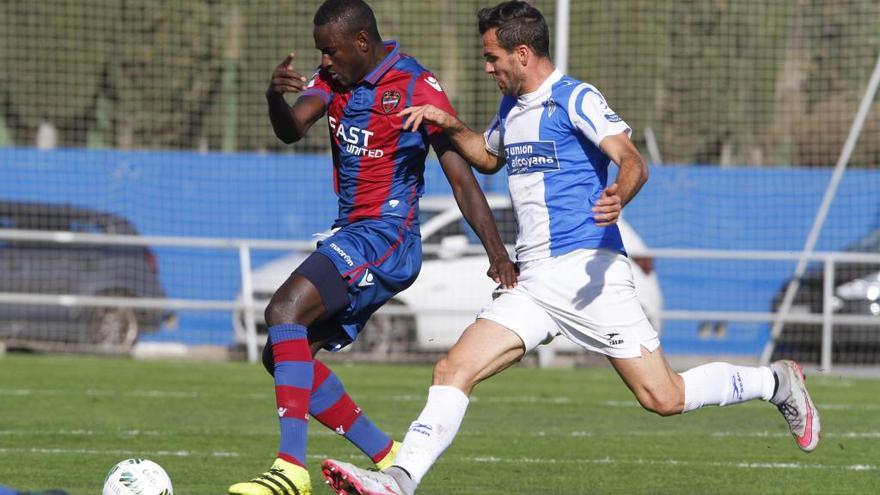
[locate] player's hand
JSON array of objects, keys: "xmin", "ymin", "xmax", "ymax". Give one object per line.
[
  {"xmin": 267, "ymin": 53, "xmax": 309, "ymax": 96},
  {"xmin": 593, "ymin": 183, "xmax": 622, "ymax": 226},
  {"xmin": 487, "ymin": 255, "xmax": 518, "ymax": 289},
  {"xmin": 399, "ymin": 105, "xmax": 454, "ymax": 132}
]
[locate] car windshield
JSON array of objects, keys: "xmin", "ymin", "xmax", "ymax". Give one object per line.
[{"xmin": 421, "ymin": 207, "xmax": 517, "ymax": 247}]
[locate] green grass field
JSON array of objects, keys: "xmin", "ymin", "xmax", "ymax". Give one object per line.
[{"xmin": 1, "ymin": 354, "xmax": 879, "ymax": 494}]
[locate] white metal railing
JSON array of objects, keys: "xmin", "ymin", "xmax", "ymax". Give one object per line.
[
  {"xmin": 1, "ymin": 228, "xmax": 879, "ymax": 369},
  {"xmin": 0, "ymin": 227, "xmax": 312, "ymax": 363}
]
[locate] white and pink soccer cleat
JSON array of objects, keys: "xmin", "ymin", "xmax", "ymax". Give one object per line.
[
  {"xmin": 770, "ymin": 360, "xmax": 821, "ymax": 452},
  {"xmin": 321, "ymin": 459, "xmax": 404, "ymax": 495}
]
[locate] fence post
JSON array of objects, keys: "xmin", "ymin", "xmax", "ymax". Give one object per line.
[
  {"xmin": 821, "ymin": 257, "xmax": 835, "ymax": 372},
  {"xmin": 239, "ymin": 244, "xmax": 258, "ymax": 363},
  {"xmin": 222, "ymin": 6, "xmax": 242, "ymax": 152},
  {"xmin": 554, "ymin": 0, "xmax": 570, "ymax": 74}
]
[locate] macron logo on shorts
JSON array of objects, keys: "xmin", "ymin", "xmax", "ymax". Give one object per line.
[{"xmin": 330, "ymin": 243, "xmax": 355, "ymax": 267}]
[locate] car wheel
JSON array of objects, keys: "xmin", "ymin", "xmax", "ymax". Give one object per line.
[{"xmin": 89, "ymin": 305, "xmax": 139, "ymax": 351}]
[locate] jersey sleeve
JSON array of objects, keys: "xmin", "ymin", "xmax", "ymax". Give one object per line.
[
  {"xmin": 483, "ymin": 113, "xmax": 503, "ymax": 156},
  {"xmin": 298, "ymin": 68, "xmax": 334, "ymax": 108},
  {"xmin": 483, "ymin": 95, "xmax": 516, "ymax": 156},
  {"xmin": 411, "ymin": 72, "xmax": 456, "ymax": 137},
  {"xmin": 568, "ymin": 84, "xmax": 631, "ymax": 146}
]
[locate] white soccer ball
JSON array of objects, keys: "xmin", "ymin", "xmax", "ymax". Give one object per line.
[{"xmin": 102, "ymin": 458, "xmax": 173, "ymax": 495}]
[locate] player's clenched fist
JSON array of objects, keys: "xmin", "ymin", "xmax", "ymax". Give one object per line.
[
  {"xmin": 267, "ymin": 53, "xmax": 309, "ymax": 96},
  {"xmin": 592, "ymin": 183, "xmax": 622, "ymax": 227}
]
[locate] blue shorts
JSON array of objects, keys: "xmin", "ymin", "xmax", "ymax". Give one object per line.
[{"xmin": 313, "ymin": 219, "xmax": 422, "ymax": 350}]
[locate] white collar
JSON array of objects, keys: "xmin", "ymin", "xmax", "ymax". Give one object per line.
[{"xmin": 518, "ymin": 68, "xmax": 564, "ymax": 104}]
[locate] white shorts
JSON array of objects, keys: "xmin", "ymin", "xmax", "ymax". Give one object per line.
[{"xmin": 477, "ymin": 248, "xmax": 659, "ymax": 359}]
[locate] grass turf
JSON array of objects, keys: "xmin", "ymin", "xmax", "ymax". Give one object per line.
[{"xmin": 1, "ymin": 354, "xmax": 878, "ymax": 494}]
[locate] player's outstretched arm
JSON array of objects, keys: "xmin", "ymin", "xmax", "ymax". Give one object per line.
[
  {"xmin": 401, "ymin": 105, "xmax": 504, "ymax": 174},
  {"xmin": 266, "ymin": 53, "xmax": 325, "ymax": 144},
  {"xmin": 594, "ymin": 133, "xmax": 649, "ymax": 226},
  {"xmin": 433, "ymin": 134, "xmax": 517, "ymax": 289}
]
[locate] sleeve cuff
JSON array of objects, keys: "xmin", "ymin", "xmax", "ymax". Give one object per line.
[{"xmin": 483, "ymin": 134, "xmax": 501, "ymax": 156}]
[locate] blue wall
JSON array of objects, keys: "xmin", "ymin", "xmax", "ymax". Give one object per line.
[{"xmin": 2, "ymin": 148, "xmax": 878, "ymax": 353}]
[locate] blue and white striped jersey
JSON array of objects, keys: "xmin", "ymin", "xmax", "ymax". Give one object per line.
[{"xmin": 484, "ymin": 69, "xmax": 631, "ymax": 261}]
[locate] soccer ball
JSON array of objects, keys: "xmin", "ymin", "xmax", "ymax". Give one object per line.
[{"xmin": 102, "ymin": 458, "xmax": 173, "ymax": 495}]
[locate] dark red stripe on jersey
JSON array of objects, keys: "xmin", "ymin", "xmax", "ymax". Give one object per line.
[
  {"xmin": 331, "ymin": 139, "xmax": 342, "ymax": 196},
  {"xmin": 349, "ymin": 66, "xmax": 419, "ymax": 224},
  {"xmin": 272, "ymin": 339, "xmax": 312, "ymax": 363},
  {"xmin": 348, "ymin": 81, "xmax": 396, "ymax": 222},
  {"xmin": 343, "ymin": 186, "xmax": 418, "ymax": 282},
  {"xmin": 275, "ymin": 385, "xmax": 311, "ymax": 419}
]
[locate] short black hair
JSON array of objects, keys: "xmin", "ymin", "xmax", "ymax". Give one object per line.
[
  {"xmin": 314, "ymin": 0, "xmax": 381, "ymax": 41},
  {"xmin": 477, "ymin": 1, "xmax": 550, "ymax": 58}
]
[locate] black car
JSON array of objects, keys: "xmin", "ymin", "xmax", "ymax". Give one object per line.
[
  {"xmin": 0, "ymin": 201, "xmax": 170, "ymax": 352},
  {"xmin": 771, "ymin": 228, "xmax": 880, "ymax": 364}
]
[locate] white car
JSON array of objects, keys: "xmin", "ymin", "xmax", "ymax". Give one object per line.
[{"xmin": 233, "ymin": 194, "xmax": 662, "ymax": 353}]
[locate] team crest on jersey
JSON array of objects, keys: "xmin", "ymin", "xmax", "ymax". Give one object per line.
[
  {"xmin": 381, "ymin": 90, "xmax": 401, "ymax": 113},
  {"xmin": 542, "ymin": 98, "xmax": 557, "ymax": 117}
]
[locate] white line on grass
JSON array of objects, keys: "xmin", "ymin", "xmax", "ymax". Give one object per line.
[
  {"xmin": 3, "ymin": 447, "xmax": 872, "ymax": 473},
  {"xmin": 601, "ymin": 400, "xmax": 880, "ymax": 410},
  {"xmin": 466, "ymin": 456, "xmax": 877, "ymax": 471},
  {"xmin": 2, "ymin": 428, "xmax": 879, "ymax": 440},
  {"xmin": 0, "ymin": 447, "xmax": 239, "ymax": 457},
  {"xmin": 4, "ymin": 388, "xmax": 878, "ymax": 412},
  {"xmin": 0, "ymin": 388, "xmax": 199, "ymax": 399},
  {"xmin": 710, "ymin": 431, "xmax": 880, "ymax": 439}
]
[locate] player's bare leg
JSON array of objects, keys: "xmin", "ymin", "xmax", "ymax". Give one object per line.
[
  {"xmin": 322, "ymin": 319, "xmax": 525, "ymax": 495},
  {"xmin": 608, "ymin": 346, "xmax": 820, "ymax": 451},
  {"xmin": 432, "ymin": 318, "xmax": 527, "ymax": 394},
  {"xmin": 608, "ymin": 345, "xmax": 685, "ymax": 416}
]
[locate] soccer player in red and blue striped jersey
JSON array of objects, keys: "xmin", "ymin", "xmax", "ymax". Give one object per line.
[{"xmin": 228, "ymin": 1, "xmax": 517, "ymax": 494}]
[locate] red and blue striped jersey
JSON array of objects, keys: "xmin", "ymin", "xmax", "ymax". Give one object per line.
[{"xmin": 300, "ymin": 41, "xmax": 456, "ymax": 231}]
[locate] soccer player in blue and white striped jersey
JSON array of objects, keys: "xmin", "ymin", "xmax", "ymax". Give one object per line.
[{"xmin": 321, "ymin": 2, "xmax": 821, "ymax": 494}]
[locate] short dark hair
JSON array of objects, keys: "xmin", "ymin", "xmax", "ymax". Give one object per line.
[
  {"xmin": 314, "ymin": 0, "xmax": 381, "ymax": 41},
  {"xmin": 477, "ymin": 1, "xmax": 550, "ymax": 57}
]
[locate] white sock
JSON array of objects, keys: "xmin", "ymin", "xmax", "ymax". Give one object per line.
[
  {"xmin": 680, "ymin": 362, "xmax": 775, "ymax": 412},
  {"xmin": 393, "ymin": 385, "xmax": 470, "ymax": 485}
]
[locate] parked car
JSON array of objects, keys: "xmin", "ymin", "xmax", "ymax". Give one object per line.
[
  {"xmin": 233, "ymin": 194, "xmax": 663, "ymax": 354},
  {"xmin": 0, "ymin": 201, "xmax": 171, "ymax": 352},
  {"xmin": 771, "ymin": 228, "xmax": 880, "ymax": 364}
]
